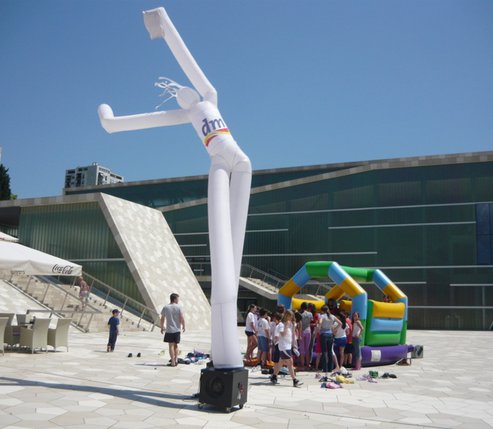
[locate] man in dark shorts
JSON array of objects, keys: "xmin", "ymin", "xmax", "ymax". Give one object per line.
[{"xmin": 160, "ymin": 293, "xmax": 185, "ymax": 367}]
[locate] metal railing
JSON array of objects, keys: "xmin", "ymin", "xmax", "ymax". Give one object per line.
[
  {"xmin": 9, "ymin": 271, "xmax": 161, "ymax": 332},
  {"xmin": 298, "ymin": 280, "xmax": 333, "ymax": 297},
  {"xmin": 7, "ymin": 275, "xmax": 101, "ymax": 332},
  {"xmin": 240, "ymin": 264, "xmax": 286, "ymax": 290},
  {"xmin": 241, "ymin": 265, "xmax": 337, "ymax": 299},
  {"xmin": 189, "ymin": 260, "xmax": 288, "ymax": 292},
  {"xmin": 266, "ymin": 268, "xmax": 288, "ymax": 280},
  {"xmin": 25, "ymin": 308, "xmax": 100, "ymax": 325},
  {"xmin": 77, "ymin": 271, "xmax": 160, "ymax": 331},
  {"xmin": 26, "ymin": 308, "xmax": 100, "ymax": 316},
  {"xmin": 29, "ymin": 276, "xmax": 98, "ymax": 328}
]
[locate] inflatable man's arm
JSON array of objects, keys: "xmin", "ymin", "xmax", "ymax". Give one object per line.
[
  {"xmin": 98, "ymin": 103, "xmax": 190, "ymax": 134},
  {"xmin": 143, "ymin": 7, "xmax": 218, "ymax": 106}
]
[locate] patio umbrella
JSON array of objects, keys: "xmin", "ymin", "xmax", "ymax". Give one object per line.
[{"xmin": 0, "ymin": 241, "xmax": 82, "ymax": 277}]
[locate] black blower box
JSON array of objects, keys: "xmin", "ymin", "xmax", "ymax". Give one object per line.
[{"xmin": 198, "ymin": 367, "xmax": 248, "ymax": 411}]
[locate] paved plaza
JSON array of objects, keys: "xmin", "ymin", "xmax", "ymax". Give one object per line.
[{"xmin": 1, "ymin": 327, "xmax": 492, "ymax": 429}]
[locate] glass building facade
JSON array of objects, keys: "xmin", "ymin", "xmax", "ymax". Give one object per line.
[
  {"xmin": 162, "ymin": 156, "xmax": 493, "ymax": 330},
  {"xmin": 11, "ymin": 200, "xmax": 142, "ymax": 303},
  {"xmin": 3, "ymin": 151, "xmax": 493, "ymax": 330}
]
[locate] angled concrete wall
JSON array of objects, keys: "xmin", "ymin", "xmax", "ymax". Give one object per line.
[{"xmin": 99, "ymin": 194, "xmax": 210, "ymax": 331}]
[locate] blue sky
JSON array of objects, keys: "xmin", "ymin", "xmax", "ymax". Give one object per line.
[{"xmin": 1, "ymin": 0, "xmax": 492, "ymax": 198}]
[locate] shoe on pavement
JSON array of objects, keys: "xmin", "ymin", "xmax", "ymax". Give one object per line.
[{"xmin": 293, "ymin": 378, "xmax": 303, "ymax": 387}]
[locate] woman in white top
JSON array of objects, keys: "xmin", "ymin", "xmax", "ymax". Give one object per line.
[
  {"xmin": 317, "ymin": 305, "xmax": 341, "ymax": 373},
  {"xmin": 244, "ymin": 304, "xmax": 258, "ymax": 361},
  {"xmin": 270, "ymin": 311, "xmax": 303, "ymax": 387},
  {"xmin": 333, "ymin": 310, "xmax": 348, "ymax": 372}
]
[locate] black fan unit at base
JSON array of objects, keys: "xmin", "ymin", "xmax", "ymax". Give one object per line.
[{"xmin": 198, "ymin": 367, "xmax": 248, "ymax": 412}]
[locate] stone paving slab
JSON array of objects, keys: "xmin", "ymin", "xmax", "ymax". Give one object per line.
[{"xmin": 0, "ymin": 328, "xmax": 492, "ymax": 428}]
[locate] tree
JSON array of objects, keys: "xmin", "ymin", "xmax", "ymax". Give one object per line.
[{"xmin": 0, "ymin": 164, "xmax": 12, "ymax": 200}]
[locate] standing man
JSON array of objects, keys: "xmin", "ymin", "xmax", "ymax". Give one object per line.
[{"xmin": 160, "ymin": 293, "xmax": 185, "ymax": 367}]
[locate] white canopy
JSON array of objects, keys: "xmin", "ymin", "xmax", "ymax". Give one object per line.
[
  {"xmin": 0, "ymin": 231, "xmax": 19, "ymax": 242},
  {"xmin": 0, "ymin": 241, "xmax": 82, "ymax": 277}
]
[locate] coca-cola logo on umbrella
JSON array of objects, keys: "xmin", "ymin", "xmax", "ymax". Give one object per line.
[{"xmin": 52, "ymin": 264, "xmax": 74, "ymax": 275}]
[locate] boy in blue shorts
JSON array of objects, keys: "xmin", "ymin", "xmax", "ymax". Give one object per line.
[{"xmin": 107, "ymin": 309, "xmax": 120, "ymax": 352}]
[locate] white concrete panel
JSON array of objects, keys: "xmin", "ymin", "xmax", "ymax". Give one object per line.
[{"xmin": 99, "ymin": 193, "xmax": 210, "ymax": 330}]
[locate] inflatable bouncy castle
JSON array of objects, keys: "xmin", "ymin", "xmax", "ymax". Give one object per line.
[{"xmin": 278, "ymin": 261, "xmax": 412, "ymax": 366}]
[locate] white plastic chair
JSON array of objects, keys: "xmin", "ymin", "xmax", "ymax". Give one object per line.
[
  {"xmin": 16, "ymin": 313, "xmax": 31, "ymax": 325},
  {"xmin": 0, "ymin": 313, "xmax": 15, "ymax": 322},
  {"xmin": 0, "ymin": 313, "xmax": 17, "ymax": 349},
  {"xmin": 19, "ymin": 318, "xmax": 50, "ymax": 353},
  {"xmin": 48, "ymin": 318, "xmax": 71, "ymax": 352}
]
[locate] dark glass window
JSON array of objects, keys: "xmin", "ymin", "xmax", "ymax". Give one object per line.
[{"xmin": 476, "ymin": 203, "xmax": 493, "ymax": 265}]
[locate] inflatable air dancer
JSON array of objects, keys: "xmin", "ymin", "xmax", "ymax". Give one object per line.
[{"xmin": 98, "ymin": 8, "xmax": 251, "ymax": 410}]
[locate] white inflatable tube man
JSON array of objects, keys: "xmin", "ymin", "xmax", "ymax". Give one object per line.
[{"xmin": 98, "ymin": 7, "xmax": 251, "ymax": 369}]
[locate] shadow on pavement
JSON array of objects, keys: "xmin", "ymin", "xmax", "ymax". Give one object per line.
[{"xmin": 0, "ymin": 376, "xmax": 197, "ymax": 410}]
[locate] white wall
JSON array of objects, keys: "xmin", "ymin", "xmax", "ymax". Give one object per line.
[{"xmin": 99, "ymin": 194, "xmax": 211, "ymax": 331}]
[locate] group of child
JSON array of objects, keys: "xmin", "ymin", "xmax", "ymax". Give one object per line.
[
  {"xmin": 105, "ymin": 299, "xmax": 366, "ymax": 387},
  {"xmin": 244, "ymin": 300, "xmax": 364, "ymax": 387}
]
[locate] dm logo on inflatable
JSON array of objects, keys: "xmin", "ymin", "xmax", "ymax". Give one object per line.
[{"xmin": 201, "ymin": 118, "xmax": 230, "ymax": 147}]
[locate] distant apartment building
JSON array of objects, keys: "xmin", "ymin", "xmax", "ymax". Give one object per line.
[{"xmin": 64, "ymin": 163, "xmax": 124, "ymax": 190}]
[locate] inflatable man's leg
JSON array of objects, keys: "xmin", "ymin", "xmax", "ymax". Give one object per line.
[
  {"xmin": 208, "ymin": 156, "xmax": 243, "ymax": 369},
  {"xmin": 229, "ymin": 156, "xmax": 252, "ymax": 284}
]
